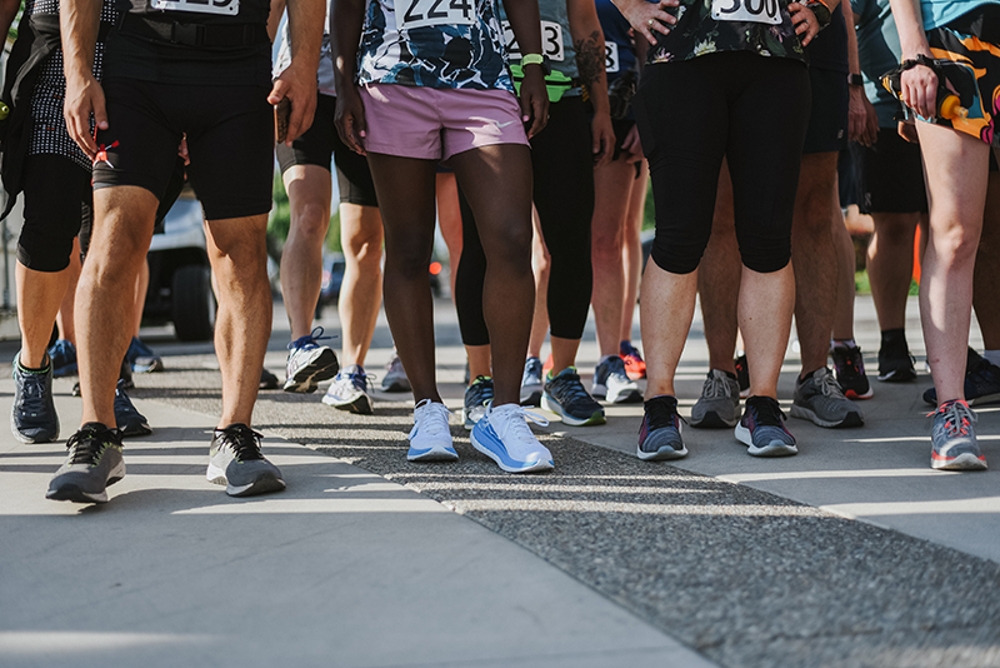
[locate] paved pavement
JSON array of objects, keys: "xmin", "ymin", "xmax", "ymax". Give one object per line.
[{"xmin": 3, "ymin": 295, "xmax": 1000, "ymax": 667}]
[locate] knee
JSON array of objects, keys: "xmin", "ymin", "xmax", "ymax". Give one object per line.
[
  {"xmin": 872, "ymin": 215, "xmax": 915, "ymax": 249},
  {"xmin": 290, "ymin": 201, "xmax": 330, "ymax": 240},
  {"xmin": 932, "ymin": 221, "xmax": 981, "ymax": 264},
  {"xmin": 650, "ymin": 224, "xmax": 708, "ymax": 275},
  {"xmin": 591, "ymin": 223, "xmax": 623, "ymax": 264}
]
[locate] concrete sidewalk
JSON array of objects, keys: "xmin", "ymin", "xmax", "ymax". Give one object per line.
[{"xmin": 2, "ymin": 295, "xmax": 1000, "ymax": 667}]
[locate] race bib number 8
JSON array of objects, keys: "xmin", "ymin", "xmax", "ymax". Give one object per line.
[
  {"xmin": 399, "ymin": 0, "xmax": 475, "ymax": 29},
  {"xmin": 605, "ymin": 42, "xmax": 619, "ymax": 73},
  {"xmin": 502, "ymin": 20, "xmax": 564, "ymax": 61},
  {"xmin": 151, "ymin": 0, "xmax": 238, "ymax": 15},
  {"xmin": 711, "ymin": 0, "xmax": 781, "ymax": 25}
]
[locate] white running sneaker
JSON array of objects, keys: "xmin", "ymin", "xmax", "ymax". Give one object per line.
[
  {"xmin": 322, "ymin": 365, "xmax": 374, "ymax": 415},
  {"xmin": 407, "ymin": 399, "xmax": 458, "ymax": 462},
  {"xmin": 471, "ymin": 402, "xmax": 554, "ymax": 473},
  {"xmin": 283, "ymin": 327, "xmax": 339, "ymax": 393}
]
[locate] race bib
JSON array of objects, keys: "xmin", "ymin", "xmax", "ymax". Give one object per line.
[
  {"xmin": 399, "ymin": 0, "xmax": 476, "ymax": 29},
  {"xmin": 502, "ymin": 20, "xmax": 565, "ymax": 61},
  {"xmin": 711, "ymin": 0, "xmax": 781, "ymax": 25},
  {"xmin": 150, "ymin": 0, "xmax": 239, "ymax": 16},
  {"xmin": 605, "ymin": 42, "xmax": 619, "ymax": 73}
]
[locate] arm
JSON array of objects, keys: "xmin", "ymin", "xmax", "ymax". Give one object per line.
[
  {"xmin": 504, "ymin": 0, "xmax": 548, "ymax": 138},
  {"xmin": 331, "ymin": 0, "xmax": 366, "ymax": 152},
  {"xmin": 568, "ymin": 0, "xmax": 613, "ymax": 165},
  {"xmin": 60, "ymin": 0, "xmax": 104, "ymax": 157},
  {"xmin": 844, "ymin": 2, "xmax": 877, "ymax": 145},
  {"xmin": 887, "ymin": 0, "xmax": 936, "ymax": 119},
  {"xmin": 268, "ymin": 0, "xmax": 288, "ymax": 43},
  {"xmin": 269, "ymin": 0, "xmax": 323, "ymax": 144},
  {"xmin": 0, "ymin": 0, "xmax": 20, "ymax": 45}
]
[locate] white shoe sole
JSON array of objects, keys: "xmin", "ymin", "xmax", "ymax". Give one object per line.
[
  {"xmin": 734, "ymin": 423, "xmax": 797, "ymax": 457},
  {"xmin": 470, "ymin": 430, "xmax": 553, "ymax": 473}
]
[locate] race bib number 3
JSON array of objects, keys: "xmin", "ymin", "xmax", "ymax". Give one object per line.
[
  {"xmin": 502, "ymin": 20, "xmax": 564, "ymax": 61},
  {"xmin": 150, "ymin": 0, "xmax": 238, "ymax": 15},
  {"xmin": 711, "ymin": 0, "xmax": 781, "ymax": 25},
  {"xmin": 399, "ymin": 0, "xmax": 475, "ymax": 29}
]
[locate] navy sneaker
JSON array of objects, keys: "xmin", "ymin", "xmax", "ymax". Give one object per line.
[
  {"xmin": 115, "ymin": 379, "xmax": 152, "ymax": 438},
  {"xmin": 323, "ymin": 365, "xmax": 374, "ymax": 415},
  {"xmin": 46, "ymin": 423, "xmax": 124, "ymax": 503},
  {"xmin": 930, "ymin": 399, "xmax": 987, "ymax": 470},
  {"xmin": 12, "ymin": 353, "xmax": 59, "ymax": 444},
  {"xmin": 207, "ymin": 424, "xmax": 286, "ymax": 497},
  {"xmin": 542, "ymin": 367, "xmax": 606, "ymax": 426},
  {"xmin": 832, "ymin": 345, "xmax": 873, "ymax": 399},
  {"xmin": 923, "ymin": 350, "xmax": 1000, "ymax": 407},
  {"xmin": 48, "ymin": 339, "xmax": 78, "ymax": 378},
  {"xmin": 735, "ymin": 396, "xmax": 797, "ymax": 457},
  {"xmin": 127, "ymin": 337, "xmax": 163, "ymax": 373},
  {"xmin": 637, "ymin": 395, "xmax": 687, "ymax": 461},
  {"xmin": 462, "ymin": 375, "xmax": 494, "ymax": 429},
  {"xmin": 283, "ymin": 327, "xmax": 339, "ymax": 393},
  {"xmin": 592, "ymin": 355, "xmax": 642, "ymax": 404}
]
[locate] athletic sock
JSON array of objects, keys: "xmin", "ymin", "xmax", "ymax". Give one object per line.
[{"xmin": 832, "ymin": 338, "xmax": 857, "ymax": 350}]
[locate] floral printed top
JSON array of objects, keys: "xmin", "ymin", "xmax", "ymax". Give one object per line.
[{"xmin": 647, "ymin": 0, "xmax": 807, "ymax": 65}]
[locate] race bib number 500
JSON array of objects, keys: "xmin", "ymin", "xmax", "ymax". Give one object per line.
[
  {"xmin": 399, "ymin": 0, "xmax": 475, "ymax": 29},
  {"xmin": 711, "ymin": 0, "xmax": 781, "ymax": 25},
  {"xmin": 151, "ymin": 0, "xmax": 238, "ymax": 15}
]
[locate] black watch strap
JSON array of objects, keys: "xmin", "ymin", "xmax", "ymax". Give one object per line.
[{"xmin": 848, "ymin": 73, "xmax": 864, "ymax": 86}]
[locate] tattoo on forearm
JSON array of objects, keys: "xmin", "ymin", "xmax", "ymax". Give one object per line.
[{"xmin": 575, "ymin": 30, "xmax": 605, "ymax": 89}]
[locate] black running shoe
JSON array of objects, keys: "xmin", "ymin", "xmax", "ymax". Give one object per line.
[
  {"xmin": 12, "ymin": 353, "xmax": 59, "ymax": 444},
  {"xmin": 541, "ymin": 367, "xmax": 605, "ymax": 426},
  {"xmin": 923, "ymin": 350, "xmax": 1000, "ymax": 407},
  {"xmin": 115, "ymin": 379, "xmax": 152, "ymax": 438},
  {"xmin": 877, "ymin": 338, "xmax": 917, "ymax": 382},
  {"xmin": 734, "ymin": 354, "xmax": 750, "ymax": 398},
  {"xmin": 832, "ymin": 345, "xmax": 873, "ymax": 399},
  {"xmin": 260, "ymin": 367, "xmax": 280, "ymax": 390},
  {"xmin": 47, "ymin": 423, "xmax": 125, "ymax": 503},
  {"xmin": 207, "ymin": 424, "xmax": 286, "ymax": 497}
]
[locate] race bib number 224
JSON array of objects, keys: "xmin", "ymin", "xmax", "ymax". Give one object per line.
[{"xmin": 399, "ymin": 0, "xmax": 475, "ymax": 29}]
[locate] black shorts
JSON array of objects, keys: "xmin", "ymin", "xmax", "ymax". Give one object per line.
[
  {"xmin": 18, "ymin": 154, "xmax": 91, "ymax": 272},
  {"xmin": 93, "ymin": 77, "xmax": 274, "ymax": 220},
  {"xmin": 853, "ymin": 127, "xmax": 928, "ymax": 214},
  {"xmin": 275, "ymin": 93, "xmax": 378, "ymax": 208},
  {"xmin": 803, "ymin": 67, "xmax": 849, "ymax": 154}
]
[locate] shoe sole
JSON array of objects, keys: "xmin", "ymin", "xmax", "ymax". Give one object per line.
[
  {"xmin": 607, "ymin": 388, "xmax": 644, "ymax": 404},
  {"xmin": 407, "ymin": 445, "xmax": 459, "ymax": 462},
  {"xmin": 46, "ymin": 464, "xmax": 125, "ymax": 504},
  {"xmin": 843, "ymin": 387, "xmax": 874, "ymax": 400},
  {"xmin": 931, "ymin": 452, "xmax": 988, "ymax": 471},
  {"xmin": 207, "ymin": 465, "xmax": 287, "ymax": 496},
  {"xmin": 520, "ymin": 389, "xmax": 542, "ymax": 407},
  {"xmin": 322, "ymin": 392, "xmax": 374, "ymax": 415},
  {"xmin": 381, "ymin": 379, "xmax": 411, "ymax": 393},
  {"xmin": 689, "ymin": 410, "xmax": 739, "ymax": 429},
  {"xmin": 119, "ymin": 420, "xmax": 152, "ymax": 438},
  {"xmin": 470, "ymin": 430, "xmax": 554, "ymax": 473},
  {"xmin": 636, "ymin": 444, "xmax": 688, "ymax": 461},
  {"xmin": 132, "ymin": 359, "xmax": 164, "ymax": 374},
  {"xmin": 789, "ymin": 404, "xmax": 864, "ymax": 428},
  {"xmin": 541, "ymin": 394, "xmax": 606, "ymax": 427},
  {"xmin": 734, "ymin": 424, "xmax": 797, "ymax": 457},
  {"xmin": 283, "ymin": 349, "xmax": 340, "ymax": 393},
  {"xmin": 877, "ymin": 369, "xmax": 917, "ymax": 382}
]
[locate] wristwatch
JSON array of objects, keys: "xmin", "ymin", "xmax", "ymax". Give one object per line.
[
  {"xmin": 848, "ymin": 73, "xmax": 864, "ymax": 86},
  {"xmin": 521, "ymin": 53, "xmax": 552, "ymax": 76},
  {"xmin": 802, "ymin": 0, "xmax": 832, "ymax": 30}
]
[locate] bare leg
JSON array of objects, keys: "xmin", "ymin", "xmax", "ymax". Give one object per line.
[
  {"xmin": 77, "ymin": 187, "xmax": 158, "ymax": 427},
  {"xmin": 740, "ymin": 264, "xmax": 796, "ymax": 398},
  {"xmin": 642, "ymin": 262, "xmax": 698, "ymax": 398},
  {"xmin": 591, "ymin": 157, "xmax": 634, "ymax": 357},
  {"xmin": 55, "ymin": 237, "xmax": 82, "ymax": 345},
  {"xmin": 435, "ymin": 172, "xmax": 462, "ymax": 298},
  {"xmin": 338, "ymin": 202, "xmax": 384, "ymax": 367},
  {"xmin": 280, "ymin": 164, "xmax": 331, "ymax": 340},
  {"xmin": 973, "ymin": 170, "xmax": 1000, "ymax": 349},
  {"xmin": 697, "ymin": 161, "xmax": 742, "ymax": 374},
  {"xmin": 131, "ymin": 259, "xmax": 150, "ymax": 337},
  {"xmin": 867, "ymin": 212, "xmax": 923, "ymax": 331},
  {"xmin": 620, "ymin": 163, "xmax": 647, "ymax": 343},
  {"xmin": 831, "ymin": 205, "xmax": 857, "ymax": 340},
  {"xmin": 17, "ymin": 263, "xmax": 73, "ymax": 368},
  {"xmin": 466, "ymin": 344, "xmax": 492, "ymax": 381},
  {"xmin": 527, "ymin": 210, "xmax": 549, "ymax": 360},
  {"xmin": 915, "ymin": 123, "xmax": 990, "ymax": 404}
]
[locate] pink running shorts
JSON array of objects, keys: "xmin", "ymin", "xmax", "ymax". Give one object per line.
[{"xmin": 359, "ymin": 83, "xmax": 529, "ymax": 161}]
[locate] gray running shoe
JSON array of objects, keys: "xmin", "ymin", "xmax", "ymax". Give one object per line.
[
  {"xmin": 637, "ymin": 395, "xmax": 687, "ymax": 460},
  {"xmin": 790, "ymin": 367, "xmax": 864, "ymax": 428},
  {"xmin": 381, "ymin": 351, "xmax": 411, "ymax": 393},
  {"xmin": 690, "ymin": 369, "xmax": 741, "ymax": 428},
  {"xmin": 115, "ymin": 379, "xmax": 152, "ymax": 438},
  {"xmin": 283, "ymin": 327, "xmax": 339, "ymax": 393},
  {"xmin": 542, "ymin": 367, "xmax": 606, "ymax": 426},
  {"xmin": 930, "ymin": 399, "xmax": 987, "ymax": 470},
  {"xmin": 591, "ymin": 356, "xmax": 642, "ymax": 404},
  {"xmin": 207, "ymin": 424, "xmax": 286, "ymax": 497},
  {"xmin": 463, "ymin": 375, "xmax": 494, "ymax": 429},
  {"xmin": 12, "ymin": 353, "xmax": 59, "ymax": 444},
  {"xmin": 46, "ymin": 423, "xmax": 125, "ymax": 503},
  {"xmin": 735, "ymin": 396, "xmax": 797, "ymax": 457},
  {"xmin": 520, "ymin": 357, "xmax": 543, "ymax": 406},
  {"xmin": 323, "ymin": 365, "xmax": 374, "ymax": 415}
]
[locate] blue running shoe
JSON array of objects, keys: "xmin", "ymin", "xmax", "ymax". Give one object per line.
[
  {"xmin": 520, "ymin": 357, "xmax": 543, "ymax": 407},
  {"xmin": 592, "ymin": 355, "xmax": 642, "ymax": 404},
  {"xmin": 127, "ymin": 337, "xmax": 163, "ymax": 373},
  {"xmin": 283, "ymin": 327, "xmax": 339, "ymax": 393},
  {"xmin": 463, "ymin": 375, "xmax": 494, "ymax": 429},
  {"xmin": 542, "ymin": 367, "xmax": 606, "ymax": 426},
  {"xmin": 12, "ymin": 353, "xmax": 59, "ymax": 444},
  {"xmin": 48, "ymin": 339, "xmax": 78, "ymax": 378},
  {"xmin": 923, "ymin": 350, "xmax": 1000, "ymax": 407},
  {"xmin": 637, "ymin": 395, "xmax": 687, "ymax": 461},
  {"xmin": 930, "ymin": 399, "xmax": 987, "ymax": 470},
  {"xmin": 407, "ymin": 399, "xmax": 458, "ymax": 462},
  {"xmin": 736, "ymin": 396, "xmax": 797, "ymax": 457},
  {"xmin": 471, "ymin": 402, "xmax": 553, "ymax": 473},
  {"xmin": 323, "ymin": 365, "xmax": 374, "ymax": 415},
  {"xmin": 115, "ymin": 379, "xmax": 152, "ymax": 438}
]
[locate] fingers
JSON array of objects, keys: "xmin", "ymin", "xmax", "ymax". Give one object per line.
[
  {"xmin": 267, "ymin": 79, "xmax": 289, "ymax": 106},
  {"xmin": 527, "ymin": 94, "xmax": 547, "ymax": 139},
  {"xmin": 285, "ymin": 92, "xmax": 316, "ymax": 145},
  {"xmin": 633, "ymin": 4, "xmax": 677, "ymax": 43}
]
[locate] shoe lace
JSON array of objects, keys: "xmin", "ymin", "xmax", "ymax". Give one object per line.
[
  {"xmin": 216, "ymin": 424, "xmax": 264, "ymax": 462},
  {"xmin": 288, "ymin": 326, "xmax": 332, "ymax": 352},
  {"xmin": 469, "ymin": 376, "xmax": 495, "ymax": 404},
  {"xmin": 644, "ymin": 397, "xmax": 681, "ymax": 431},
  {"xmin": 747, "ymin": 396, "xmax": 785, "ymax": 427},
  {"xmin": 16, "ymin": 370, "xmax": 48, "ymax": 413},
  {"xmin": 65, "ymin": 426, "xmax": 113, "ymax": 466},
  {"xmin": 550, "ymin": 369, "xmax": 592, "ymax": 404},
  {"xmin": 414, "ymin": 400, "xmax": 451, "ymax": 436},
  {"xmin": 817, "ymin": 369, "xmax": 847, "ymax": 398},
  {"xmin": 702, "ymin": 372, "xmax": 733, "ymax": 400},
  {"xmin": 834, "ymin": 346, "xmax": 866, "ymax": 376},
  {"xmin": 347, "ymin": 369, "xmax": 376, "ymax": 393},
  {"xmin": 930, "ymin": 399, "xmax": 977, "ymax": 437},
  {"xmin": 495, "ymin": 405, "xmax": 549, "ymax": 442}
]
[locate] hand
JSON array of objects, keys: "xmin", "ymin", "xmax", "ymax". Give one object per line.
[
  {"xmin": 519, "ymin": 65, "xmax": 549, "ymax": 139},
  {"xmin": 621, "ymin": 123, "xmax": 644, "ymax": 163},
  {"xmin": 178, "ymin": 134, "xmax": 190, "ymax": 165},
  {"xmin": 897, "ymin": 119, "xmax": 919, "ymax": 144},
  {"xmin": 899, "ymin": 58, "xmax": 938, "ymax": 119},
  {"xmin": 788, "ymin": 4, "xmax": 820, "ymax": 46},
  {"xmin": 334, "ymin": 87, "xmax": 367, "ymax": 155},
  {"xmin": 63, "ymin": 72, "xmax": 106, "ymax": 159},
  {"xmin": 591, "ymin": 112, "xmax": 615, "ymax": 166},
  {"xmin": 268, "ymin": 61, "xmax": 319, "ymax": 146},
  {"xmin": 617, "ymin": 0, "xmax": 679, "ymax": 45},
  {"xmin": 848, "ymin": 86, "xmax": 878, "ymax": 147}
]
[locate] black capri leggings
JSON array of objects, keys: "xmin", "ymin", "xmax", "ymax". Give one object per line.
[
  {"xmin": 456, "ymin": 95, "xmax": 595, "ymax": 346},
  {"xmin": 634, "ymin": 51, "xmax": 811, "ymax": 274},
  {"xmin": 17, "ymin": 154, "xmax": 92, "ymax": 272}
]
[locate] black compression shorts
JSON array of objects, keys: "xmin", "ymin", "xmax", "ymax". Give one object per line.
[
  {"xmin": 18, "ymin": 154, "xmax": 91, "ymax": 272},
  {"xmin": 854, "ymin": 127, "xmax": 928, "ymax": 214},
  {"xmin": 275, "ymin": 93, "xmax": 378, "ymax": 208},
  {"xmin": 803, "ymin": 67, "xmax": 849, "ymax": 155},
  {"xmin": 93, "ymin": 77, "xmax": 274, "ymax": 220}
]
